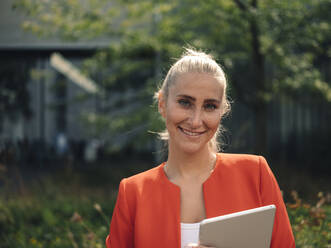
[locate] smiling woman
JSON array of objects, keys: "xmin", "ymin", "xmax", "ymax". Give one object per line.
[
  {"xmin": 156, "ymin": 49, "xmax": 230, "ymax": 154},
  {"xmin": 106, "ymin": 48, "xmax": 295, "ymax": 248},
  {"xmin": 158, "ymin": 72, "xmax": 224, "ymax": 155}
]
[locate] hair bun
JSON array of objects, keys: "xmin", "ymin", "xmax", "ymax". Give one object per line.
[{"xmin": 182, "ymin": 47, "xmax": 214, "ymax": 60}]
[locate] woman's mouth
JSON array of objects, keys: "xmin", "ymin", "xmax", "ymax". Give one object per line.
[{"xmin": 178, "ymin": 126, "xmax": 206, "ymax": 136}]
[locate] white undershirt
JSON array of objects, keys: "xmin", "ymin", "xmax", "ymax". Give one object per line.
[{"xmin": 181, "ymin": 222, "xmax": 200, "ymax": 248}]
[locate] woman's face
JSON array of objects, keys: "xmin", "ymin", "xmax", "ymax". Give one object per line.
[{"xmin": 159, "ymin": 72, "xmax": 224, "ymax": 154}]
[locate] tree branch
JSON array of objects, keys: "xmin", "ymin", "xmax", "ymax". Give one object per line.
[{"xmin": 233, "ymin": 0, "xmax": 247, "ymax": 11}]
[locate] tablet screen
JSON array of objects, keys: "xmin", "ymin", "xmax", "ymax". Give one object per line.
[{"xmin": 199, "ymin": 205, "xmax": 276, "ymax": 248}]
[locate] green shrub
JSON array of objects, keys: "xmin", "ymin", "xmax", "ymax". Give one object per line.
[
  {"xmin": 0, "ymin": 190, "xmax": 116, "ymax": 248},
  {"xmin": 287, "ymin": 191, "xmax": 331, "ymax": 247},
  {"xmin": 0, "ymin": 167, "xmax": 329, "ymax": 247}
]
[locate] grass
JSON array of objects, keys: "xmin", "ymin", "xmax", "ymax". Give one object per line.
[
  {"xmin": 1, "ymin": 170, "xmax": 116, "ymax": 248},
  {"xmin": 0, "ymin": 160, "xmax": 330, "ymax": 247}
]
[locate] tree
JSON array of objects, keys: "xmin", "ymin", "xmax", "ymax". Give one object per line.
[{"xmin": 13, "ymin": 0, "xmax": 331, "ymax": 154}]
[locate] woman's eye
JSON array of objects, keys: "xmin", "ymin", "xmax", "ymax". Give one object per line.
[
  {"xmin": 178, "ymin": 99, "xmax": 191, "ymax": 108},
  {"xmin": 204, "ymin": 103, "xmax": 217, "ymax": 111}
]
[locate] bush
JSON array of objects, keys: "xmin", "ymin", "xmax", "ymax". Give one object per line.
[
  {"xmin": 287, "ymin": 191, "xmax": 331, "ymax": 247},
  {"xmin": 0, "ymin": 165, "xmax": 330, "ymax": 247}
]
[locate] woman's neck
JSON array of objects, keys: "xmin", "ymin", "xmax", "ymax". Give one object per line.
[{"xmin": 165, "ymin": 145, "xmax": 217, "ymax": 181}]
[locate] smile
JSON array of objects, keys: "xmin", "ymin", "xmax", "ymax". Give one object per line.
[{"xmin": 178, "ymin": 126, "xmax": 206, "ymax": 136}]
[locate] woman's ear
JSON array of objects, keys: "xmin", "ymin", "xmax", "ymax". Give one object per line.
[{"xmin": 158, "ymin": 92, "xmax": 166, "ymax": 118}]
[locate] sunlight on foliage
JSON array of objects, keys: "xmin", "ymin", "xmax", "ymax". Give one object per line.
[{"xmin": 287, "ymin": 191, "xmax": 331, "ymax": 247}]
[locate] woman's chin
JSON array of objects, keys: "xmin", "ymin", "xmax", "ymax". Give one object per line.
[{"xmin": 176, "ymin": 142, "xmax": 208, "ymax": 155}]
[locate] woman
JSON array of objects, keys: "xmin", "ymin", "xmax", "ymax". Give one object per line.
[{"xmin": 106, "ymin": 48, "xmax": 295, "ymax": 248}]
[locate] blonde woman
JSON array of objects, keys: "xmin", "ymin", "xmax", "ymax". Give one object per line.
[{"xmin": 106, "ymin": 48, "xmax": 295, "ymax": 248}]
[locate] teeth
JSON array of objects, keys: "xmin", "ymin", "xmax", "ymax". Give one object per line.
[{"xmin": 180, "ymin": 128, "xmax": 204, "ymax": 136}]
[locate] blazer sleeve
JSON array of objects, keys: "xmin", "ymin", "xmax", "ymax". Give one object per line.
[
  {"xmin": 106, "ymin": 178, "xmax": 134, "ymax": 248},
  {"xmin": 258, "ymin": 156, "xmax": 295, "ymax": 248}
]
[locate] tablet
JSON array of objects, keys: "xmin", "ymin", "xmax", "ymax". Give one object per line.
[{"xmin": 199, "ymin": 205, "xmax": 276, "ymax": 248}]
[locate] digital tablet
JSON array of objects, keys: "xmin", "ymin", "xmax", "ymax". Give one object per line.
[{"xmin": 199, "ymin": 205, "xmax": 276, "ymax": 248}]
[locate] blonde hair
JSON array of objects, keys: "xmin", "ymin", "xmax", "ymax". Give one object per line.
[{"xmin": 155, "ymin": 48, "xmax": 231, "ymax": 152}]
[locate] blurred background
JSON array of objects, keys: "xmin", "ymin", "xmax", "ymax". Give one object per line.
[{"xmin": 0, "ymin": 0, "xmax": 330, "ymax": 247}]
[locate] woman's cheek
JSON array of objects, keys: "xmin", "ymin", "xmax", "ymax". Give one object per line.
[
  {"xmin": 206, "ymin": 113, "xmax": 222, "ymax": 128},
  {"xmin": 167, "ymin": 108, "xmax": 188, "ymax": 122}
]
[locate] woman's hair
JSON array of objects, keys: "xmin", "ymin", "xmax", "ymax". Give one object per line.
[{"xmin": 155, "ymin": 47, "xmax": 231, "ymax": 152}]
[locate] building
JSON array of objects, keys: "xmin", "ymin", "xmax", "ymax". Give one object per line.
[{"xmin": 0, "ymin": 0, "xmax": 111, "ymax": 162}]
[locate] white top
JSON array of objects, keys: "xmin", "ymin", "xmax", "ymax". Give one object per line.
[{"xmin": 181, "ymin": 223, "xmax": 200, "ymax": 248}]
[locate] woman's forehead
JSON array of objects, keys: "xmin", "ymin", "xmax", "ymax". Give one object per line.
[{"xmin": 169, "ymin": 72, "xmax": 224, "ymax": 99}]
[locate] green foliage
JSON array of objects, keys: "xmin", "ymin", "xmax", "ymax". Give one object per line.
[
  {"xmin": 0, "ymin": 174, "xmax": 330, "ymax": 247},
  {"xmin": 0, "ymin": 196, "xmax": 114, "ymax": 248},
  {"xmin": 13, "ymin": 0, "xmax": 123, "ymax": 40},
  {"xmin": 12, "ymin": 0, "xmax": 331, "ymax": 152},
  {"xmin": 0, "ymin": 177, "xmax": 117, "ymax": 248},
  {"xmin": 78, "ymin": 39, "xmax": 165, "ymax": 151},
  {"xmin": 287, "ymin": 191, "xmax": 331, "ymax": 247}
]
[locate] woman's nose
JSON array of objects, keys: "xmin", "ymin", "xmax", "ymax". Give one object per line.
[{"xmin": 190, "ymin": 109, "xmax": 203, "ymax": 128}]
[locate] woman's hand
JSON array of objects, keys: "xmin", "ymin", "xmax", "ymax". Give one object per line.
[{"xmin": 184, "ymin": 243, "xmax": 215, "ymax": 248}]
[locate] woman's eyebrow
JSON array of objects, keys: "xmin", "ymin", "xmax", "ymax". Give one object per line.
[
  {"xmin": 176, "ymin": 94, "xmax": 196, "ymax": 101},
  {"xmin": 176, "ymin": 95, "xmax": 221, "ymax": 104},
  {"xmin": 205, "ymin": 99, "xmax": 221, "ymax": 104}
]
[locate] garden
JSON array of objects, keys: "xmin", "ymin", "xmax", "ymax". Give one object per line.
[{"xmin": 0, "ymin": 161, "xmax": 330, "ymax": 248}]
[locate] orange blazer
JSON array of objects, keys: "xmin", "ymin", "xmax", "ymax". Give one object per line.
[{"xmin": 106, "ymin": 153, "xmax": 295, "ymax": 248}]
